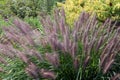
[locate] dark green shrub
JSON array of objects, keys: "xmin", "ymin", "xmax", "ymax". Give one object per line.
[
  {"xmin": 0, "ymin": 0, "xmax": 65, "ymax": 18},
  {"xmin": 0, "ymin": 9, "xmax": 119, "ymax": 80},
  {"xmin": 0, "ymin": 0, "xmax": 13, "ymax": 18}
]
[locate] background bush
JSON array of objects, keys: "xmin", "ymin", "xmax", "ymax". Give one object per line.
[
  {"xmin": 57, "ymin": 0, "xmax": 120, "ymax": 25},
  {"xmin": 24, "ymin": 17, "xmax": 43, "ymax": 32},
  {"xmin": 0, "ymin": 0, "xmax": 13, "ymax": 18},
  {"xmin": 0, "ymin": 0, "xmax": 65, "ymax": 18}
]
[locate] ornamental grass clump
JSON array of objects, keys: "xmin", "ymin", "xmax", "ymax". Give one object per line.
[{"xmin": 0, "ymin": 9, "xmax": 120, "ymax": 80}]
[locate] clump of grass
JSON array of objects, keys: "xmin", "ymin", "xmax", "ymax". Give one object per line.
[{"xmin": 0, "ymin": 9, "xmax": 119, "ymax": 80}]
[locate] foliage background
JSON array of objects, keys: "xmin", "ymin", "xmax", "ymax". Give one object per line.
[{"xmin": 57, "ymin": 0, "xmax": 120, "ymax": 25}]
